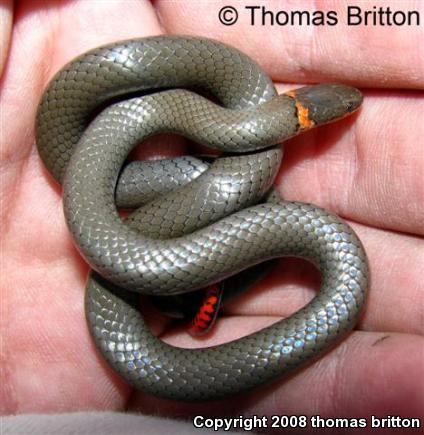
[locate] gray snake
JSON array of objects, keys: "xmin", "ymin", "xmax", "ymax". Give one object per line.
[{"xmin": 35, "ymin": 36, "xmax": 368, "ymax": 401}]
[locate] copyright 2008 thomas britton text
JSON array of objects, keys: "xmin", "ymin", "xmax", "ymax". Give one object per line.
[{"xmin": 192, "ymin": 415, "xmax": 421, "ymax": 431}]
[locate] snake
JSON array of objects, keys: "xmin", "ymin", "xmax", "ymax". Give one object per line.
[{"xmin": 35, "ymin": 35, "xmax": 368, "ymax": 401}]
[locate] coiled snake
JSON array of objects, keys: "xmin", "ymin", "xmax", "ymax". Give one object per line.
[{"xmin": 36, "ymin": 36, "xmax": 368, "ymax": 401}]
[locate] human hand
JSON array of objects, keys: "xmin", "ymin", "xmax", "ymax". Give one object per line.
[{"xmin": 1, "ymin": 1, "xmax": 422, "ymax": 430}]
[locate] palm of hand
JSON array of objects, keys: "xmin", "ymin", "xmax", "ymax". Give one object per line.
[{"xmin": 1, "ymin": 0, "xmax": 423, "ymax": 421}]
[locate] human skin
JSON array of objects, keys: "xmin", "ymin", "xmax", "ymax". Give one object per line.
[{"xmin": 1, "ymin": 0, "xmax": 423, "ymax": 432}]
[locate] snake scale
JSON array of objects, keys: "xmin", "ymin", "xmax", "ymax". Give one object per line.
[{"xmin": 36, "ymin": 36, "xmax": 368, "ymax": 401}]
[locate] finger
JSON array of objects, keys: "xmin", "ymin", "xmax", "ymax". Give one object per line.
[
  {"xmin": 31, "ymin": 0, "xmax": 161, "ymax": 76},
  {"xmin": 354, "ymin": 223, "xmax": 423, "ymax": 336},
  {"xmin": 129, "ymin": 328, "xmax": 424, "ymax": 427},
  {"xmin": 155, "ymin": 0, "xmax": 424, "ymax": 88},
  {"xmin": 0, "ymin": 0, "xmax": 13, "ymax": 77},
  {"xmin": 275, "ymin": 88, "xmax": 424, "ymax": 236}
]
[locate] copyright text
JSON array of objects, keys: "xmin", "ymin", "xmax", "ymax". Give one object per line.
[
  {"xmin": 218, "ymin": 5, "xmax": 421, "ymax": 27},
  {"xmin": 193, "ymin": 415, "xmax": 421, "ymax": 431}
]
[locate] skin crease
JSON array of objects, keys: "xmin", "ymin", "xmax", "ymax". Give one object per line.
[{"xmin": 0, "ymin": 0, "xmax": 423, "ymax": 431}]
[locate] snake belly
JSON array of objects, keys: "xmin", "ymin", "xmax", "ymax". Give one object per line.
[{"xmin": 35, "ymin": 36, "xmax": 368, "ymax": 401}]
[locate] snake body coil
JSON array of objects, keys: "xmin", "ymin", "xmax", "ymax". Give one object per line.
[{"xmin": 36, "ymin": 36, "xmax": 368, "ymax": 401}]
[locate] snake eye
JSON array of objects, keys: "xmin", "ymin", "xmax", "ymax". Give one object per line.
[{"xmin": 346, "ymin": 100, "xmax": 357, "ymax": 112}]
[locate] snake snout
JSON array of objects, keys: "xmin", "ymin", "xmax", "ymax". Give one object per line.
[{"xmin": 289, "ymin": 83, "xmax": 363, "ymax": 126}]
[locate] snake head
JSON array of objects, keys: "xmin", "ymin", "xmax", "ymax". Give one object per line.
[{"xmin": 286, "ymin": 83, "xmax": 363, "ymax": 129}]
